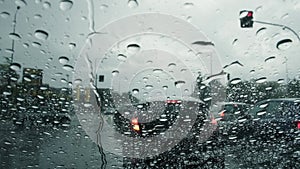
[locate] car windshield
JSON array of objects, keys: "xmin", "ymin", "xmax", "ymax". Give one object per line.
[{"xmin": 1, "ymin": 0, "xmax": 300, "ymax": 168}]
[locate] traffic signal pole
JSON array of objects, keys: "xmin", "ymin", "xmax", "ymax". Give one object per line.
[{"xmin": 253, "ymin": 20, "xmax": 300, "ymax": 41}]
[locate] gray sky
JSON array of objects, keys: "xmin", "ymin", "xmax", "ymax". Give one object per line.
[{"xmin": 1, "ymin": 0, "xmax": 300, "ymax": 89}]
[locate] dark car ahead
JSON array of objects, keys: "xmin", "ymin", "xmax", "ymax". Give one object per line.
[
  {"xmin": 247, "ymin": 98, "xmax": 300, "ymax": 142},
  {"xmin": 231, "ymin": 98, "xmax": 300, "ymax": 167},
  {"xmin": 111, "ymin": 99, "xmax": 224, "ymax": 168},
  {"xmin": 215, "ymin": 102, "xmax": 251, "ymax": 143}
]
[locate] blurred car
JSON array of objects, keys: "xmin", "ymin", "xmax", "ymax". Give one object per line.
[
  {"xmin": 214, "ymin": 102, "xmax": 251, "ymax": 143},
  {"xmin": 246, "ymin": 98, "xmax": 300, "ymax": 142},
  {"xmin": 111, "ymin": 99, "xmax": 224, "ymax": 168}
]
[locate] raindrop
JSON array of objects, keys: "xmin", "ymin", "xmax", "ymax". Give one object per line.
[
  {"xmin": 168, "ymin": 63, "xmax": 176, "ymax": 69},
  {"xmin": 8, "ymin": 33, "xmax": 21, "ymax": 41},
  {"xmin": 100, "ymin": 4, "xmax": 108, "ymax": 10},
  {"xmin": 162, "ymin": 86, "xmax": 168, "ymax": 90},
  {"xmin": 264, "ymin": 56, "xmax": 276, "ymax": 62},
  {"xmin": 33, "ymin": 14, "xmax": 42, "ymax": 19},
  {"xmin": 34, "ymin": 30, "xmax": 49, "ymax": 41},
  {"xmin": 175, "ymin": 80, "xmax": 185, "ymax": 88},
  {"xmin": 74, "ymin": 79, "xmax": 82, "ymax": 84},
  {"xmin": 153, "ymin": 69, "xmax": 163, "ymax": 74},
  {"xmin": 183, "ymin": 2, "xmax": 194, "ymax": 9},
  {"xmin": 257, "ymin": 111, "xmax": 266, "ymax": 116},
  {"xmin": 255, "ymin": 77, "xmax": 267, "ymax": 83},
  {"xmin": 117, "ymin": 54, "xmax": 127, "ymax": 61},
  {"xmin": 15, "ymin": 0, "xmax": 27, "ymax": 7},
  {"xmin": 276, "ymin": 39, "xmax": 292, "ymax": 50},
  {"xmin": 59, "ymin": 0, "xmax": 73, "ymax": 11},
  {"xmin": 281, "ymin": 13, "xmax": 289, "ymax": 20},
  {"xmin": 63, "ymin": 64, "xmax": 73, "ymax": 71},
  {"xmin": 68, "ymin": 43, "xmax": 76, "ymax": 49},
  {"xmin": 127, "ymin": 43, "xmax": 140, "ymax": 54},
  {"xmin": 0, "ymin": 12, "xmax": 10, "ymax": 19},
  {"xmin": 232, "ymin": 38, "xmax": 238, "ymax": 46},
  {"xmin": 128, "ymin": 0, "xmax": 138, "ymax": 9},
  {"xmin": 192, "ymin": 41, "xmax": 214, "ymax": 46},
  {"xmin": 5, "ymin": 48, "xmax": 14, "ymax": 54},
  {"xmin": 58, "ymin": 56, "xmax": 69, "ymax": 64},
  {"xmin": 10, "ymin": 63, "xmax": 21, "ymax": 71},
  {"xmin": 112, "ymin": 70, "xmax": 119, "ymax": 76},
  {"xmin": 277, "ymin": 79, "xmax": 285, "ymax": 84},
  {"xmin": 132, "ymin": 88, "xmax": 139, "ymax": 94},
  {"xmin": 32, "ymin": 42, "xmax": 41, "ymax": 48},
  {"xmin": 230, "ymin": 78, "xmax": 242, "ymax": 85},
  {"xmin": 256, "ymin": 27, "xmax": 267, "ymax": 36},
  {"xmin": 43, "ymin": 1, "xmax": 51, "ymax": 9},
  {"xmin": 145, "ymin": 85, "xmax": 153, "ymax": 90}
]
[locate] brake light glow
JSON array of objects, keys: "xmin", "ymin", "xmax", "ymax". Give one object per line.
[
  {"xmin": 131, "ymin": 117, "xmax": 140, "ymax": 132},
  {"xmin": 166, "ymin": 100, "xmax": 182, "ymax": 104},
  {"xmin": 297, "ymin": 121, "xmax": 300, "ymax": 129},
  {"xmin": 220, "ymin": 110, "xmax": 225, "ymax": 117}
]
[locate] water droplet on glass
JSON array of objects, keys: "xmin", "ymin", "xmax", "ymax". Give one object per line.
[
  {"xmin": 153, "ymin": 69, "xmax": 163, "ymax": 74},
  {"xmin": 68, "ymin": 43, "xmax": 76, "ymax": 49},
  {"xmin": 183, "ymin": 2, "xmax": 194, "ymax": 9},
  {"xmin": 230, "ymin": 78, "xmax": 242, "ymax": 85},
  {"xmin": 232, "ymin": 38, "xmax": 238, "ymax": 46},
  {"xmin": 192, "ymin": 41, "xmax": 214, "ymax": 46},
  {"xmin": 15, "ymin": 0, "xmax": 27, "ymax": 7},
  {"xmin": 276, "ymin": 39, "xmax": 292, "ymax": 50},
  {"xmin": 32, "ymin": 42, "xmax": 41, "ymax": 48},
  {"xmin": 175, "ymin": 80, "xmax": 185, "ymax": 88},
  {"xmin": 0, "ymin": 12, "xmax": 10, "ymax": 18},
  {"xmin": 59, "ymin": 0, "xmax": 73, "ymax": 11},
  {"xmin": 132, "ymin": 88, "xmax": 139, "ymax": 94},
  {"xmin": 74, "ymin": 79, "xmax": 82, "ymax": 84},
  {"xmin": 256, "ymin": 27, "xmax": 267, "ymax": 36},
  {"xmin": 33, "ymin": 14, "xmax": 42, "ymax": 19},
  {"xmin": 63, "ymin": 64, "xmax": 73, "ymax": 71},
  {"xmin": 59, "ymin": 56, "xmax": 69, "ymax": 64},
  {"xmin": 264, "ymin": 56, "xmax": 275, "ymax": 62},
  {"xmin": 10, "ymin": 63, "xmax": 21, "ymax": 71},
  {"xmin": 281, "ymin": 13, "xmax": 289, "ymax": 20},
  {"xmin": 127, "ymin": 43, "xmax": 140, "ymax": 54},
  {"xmin": 162, "ymin": 86, "xmax": 168, "ymax": 90},
  {"xmin": 128, "ymin": 0, "xmax": 138, "ymax": 9},
  {"xmin": 168, "ymin": 63, "xmax": 176, "ymax": 69},
  {"xmin": 255, "ymin": 77, "xmax": 267, "ymax": 83},
  {"xmin": 117, "ymin": 54, "xmax": 127, "ymax": 61},
  {"xmin": 8, "ymin": 33, "xmax": 21, "ymax": 41},
  {"xmin": 112, "ymin": 70, "xmax": 119, "ymax": 76},
  {"xmin": 34, "ymin": 30, "xmax": 49, "ymax": 41},
  {"xmin": 100, "ymin": 4, "xmax": 108, "ymax": 10},
  {"xmin": 145, "ymin": 85, "xmax": 153, "ymax": 90},
  {"xmin": 43, "ymin": 1, "xmax": 51, "ymax": 9},
  {"xmin": 277, "ymin": 79, "xmax": 285, "ymax": 84}
]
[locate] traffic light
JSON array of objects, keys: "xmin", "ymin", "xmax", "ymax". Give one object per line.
[{"xmin": 240, "ymin": 10, "xmax": 254, "ymax": 28}]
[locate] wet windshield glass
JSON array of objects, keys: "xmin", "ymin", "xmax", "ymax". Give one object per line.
[{"xmin": 1, "ymin": 0, "xmax": 300, "ymax": 168}]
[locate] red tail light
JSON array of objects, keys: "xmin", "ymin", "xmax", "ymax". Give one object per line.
[
  {"xmin": 220, "ymin": 110, "xmax": 225, "ymax": 117},
  {"xmin": 131, "ymin": 117, "xmax": 140, "ymax": 132},
  {"xmin": 297, "ymin": 121, "xmax": 300, "ymax": 129}
]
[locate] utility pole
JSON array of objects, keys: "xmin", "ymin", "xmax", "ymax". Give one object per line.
[{"xmin": 10, "ymin": 6, "xmax": 21, "ymax": 64}]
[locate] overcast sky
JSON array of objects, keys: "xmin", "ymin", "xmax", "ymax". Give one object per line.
[{"xmin": 1, "ymin": 0, "xmax": 300, "ymax": 90}]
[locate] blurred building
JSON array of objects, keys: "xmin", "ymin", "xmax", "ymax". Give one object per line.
[{"xmin": 22, "ymin": 68, "xmax": 43, "ymax": 86}]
